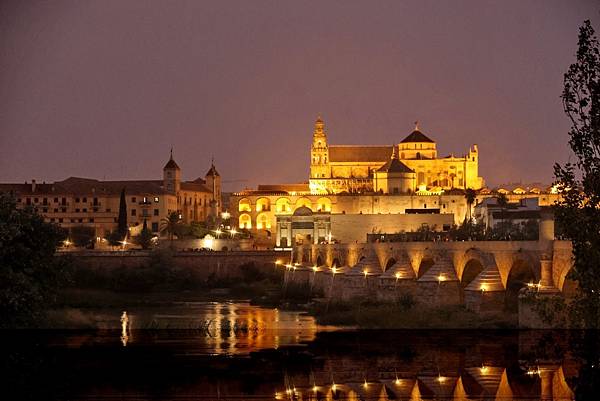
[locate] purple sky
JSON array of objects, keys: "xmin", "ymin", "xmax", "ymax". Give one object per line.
[{"xmin": 1, "ymin": 1, "xmax": 598, "ymax": 192}]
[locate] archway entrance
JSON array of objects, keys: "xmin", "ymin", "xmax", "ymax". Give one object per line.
[{"xmin": 505, "ymin": 259, "xmax": 536, "ymax": 312}]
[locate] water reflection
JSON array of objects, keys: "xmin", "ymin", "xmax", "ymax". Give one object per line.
[{"xmin": 3, "ymin": 313, "xmax": 600, "ymax": 400}]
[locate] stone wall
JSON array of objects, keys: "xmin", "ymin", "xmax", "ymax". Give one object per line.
[
  {"xmin": 329, "ymin": 213, "xmax": 455, "ymax": 243},
  {"xmin": 61, "ymin": 250, "xmax": 289, "ymax": 280}
]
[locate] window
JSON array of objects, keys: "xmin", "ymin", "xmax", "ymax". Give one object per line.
[
  {"xmin": 151, "ymin": 222, "xmax": 159, "ymax": 232},
  {"xmin": 93, "ymin": 197, "xmax": 98, "ymax": 205},
  {"xmin": 42, "ymin": 208, "xmax": 48, "ymax": 213},
  {"xmin": 58, "ymin": 218, "xmax": 63, "ymax": 223},
  {"xmin": 61, "ymin": 198, "xmax": 66, "ymax": 205},
  {"xmin": 82, "ymin": 208, "xmax": 87, "ymax": 212},
  {"xmin": 61, "ymin": 207, "xmax": 67, "ymax": 213},
  {"xmin": 54, "ymin": 208, "xmax": 58, "ymax": 213},
  {"xmin": 131, "ymin": 209, "xmax": 137, "ymax": 216},
  {"xmin": 131, "ymin": 197, "xmax": 136, "ymax": 202},
  {"xmin": 50, "ymin": 218, "xmax": 55, "ymax": 222},
  {"xmin": 17, "ymin": 198, "xmax": 21, "ymax": 203},
  {"xmin": 75, "ymin": 198, "xmax": 80, "ymax": 203},
  {"xmin": 89, "ymin": 218, "xmax": 94, "ymax": 223},
  {"xmin": 154, "ymin": 197, "xmax": 159, "ymax": 202},
  {"xmin": 93, "ymin": 207, "xmax": 98, "ymax": 212},
  {"xmin": 82, "ymin": 197, "xmax": 87, "ymax": 203},
  {"xmin": 75, "ymin": 208, "xmax": 80, "ymax": 213},
  {"xmin": 78, "ymin": 218, "xmax": 83, "ymax": 223},
  {"xmin": 54, "ymin": 198, "xmax": 58, "ymax": 203},
  {"xmin": 43, "ymin": 198, "xmax": 48, "ymax": 205},
  {"xmin": 106, "ymin": 208, "xmax": 111, "ymax": 212},
  {"xmin": 34, "ymin": 198, "xmax": 38, "ymax": 203},
  {"xmin": 154, "ymin": 209, "xmax": 159, "ymax": 216}
]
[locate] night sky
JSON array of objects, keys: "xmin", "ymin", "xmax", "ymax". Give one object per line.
[{"xmin": 1, "ymin": 1, "xmax": 598, "ymax": 192}]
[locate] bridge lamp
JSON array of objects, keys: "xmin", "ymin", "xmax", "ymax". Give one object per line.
[
  {"xmin": 480, "ymin": 284, "xmax": 487, "ymax": 292},
  {"xmin": 437, "ymin": 274, "xmax": 446, "ymax": 282},
  {"xmin": 312, "ymin": 385, "xmax": 318, "ymax": 392},
  {"xmin": 312, "ymin": 266, "xmax": 319, "ymax": 272},
  {"xmin": 363, "ymin": 379, "xmax": 369, "ymax": 389},
  {"xmin": 363, "ymin": 269, "xmax": 369, "ymax": 278},
  {"xmin": 395, "ymin": 272, "xmax": 401, "ymax": 280},
  {"xmin": 331, "ymin": 266, "xmax": 338, "ymax": 275},
  {"xmin": 230, "ymin": 228, "xmax": 237, "ymax": 237},
  {"xmin": 275, "ymin": 260, "xmax": 282, "ymax": 266}
]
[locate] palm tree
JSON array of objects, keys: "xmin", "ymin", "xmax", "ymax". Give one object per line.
[
  {"xmin": 160, "ymin": 211, "xmax": 182, "ymax": 245},
  {"xmin": 464, "ymin": 188, "xmax": 477, "ymax": 222}
]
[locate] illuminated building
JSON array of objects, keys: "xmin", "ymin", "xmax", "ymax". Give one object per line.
[{"xmin": 0, "ymin": 151, "xmax": 221, "ymax": 240}]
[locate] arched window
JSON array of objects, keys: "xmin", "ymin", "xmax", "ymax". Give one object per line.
[
  {"xmin": 275, "ymin": 198, "xmax": 292, "ymax": 214},
  {"xmin": 239, "ymin": 214, "xmax": 252, "ymax": 229},
  {"xmin": 256, "ymin": 197, "xmax": 270, "ymax": 212},
  {"xmin": 295, "ymin": 197, "xmax": 312, "ymax": 210},
  {"xmin": 238, "ymin": 198, "xmax": 251, "ymax": 212},
  {"xmin": 256, "ymin": 212, "xmax": 271, "ymax": 230}
]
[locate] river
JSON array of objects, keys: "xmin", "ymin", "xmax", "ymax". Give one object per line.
[{"xmin": 3, "ymin": 302, "xmax": 598, "ymax": 400}]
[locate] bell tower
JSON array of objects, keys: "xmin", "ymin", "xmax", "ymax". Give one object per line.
[{"xmin": 310, "ymin": 115, "xmax": 330, "ymax": 179}]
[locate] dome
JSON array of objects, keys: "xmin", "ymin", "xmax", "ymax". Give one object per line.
[{"xmin": 293, "ymin": 206, "xmax": 313, "ymax": 216}]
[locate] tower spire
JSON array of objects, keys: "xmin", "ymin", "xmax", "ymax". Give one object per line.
[
  {"xmin": 170, "ymin": 147, "xmax": 174, "ymax": 160},
  {"xmin": 391, "ymin": 145, "xmax": 397, "ymax": 159},
  {"xmin": 414, "ymin": 121, "xmax": 420, "ymax": 131}
]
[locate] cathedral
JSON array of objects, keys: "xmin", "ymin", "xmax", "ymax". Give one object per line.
[{"xmin": 309, "ymin": 117, "xmax": 484, "ymax": 194}]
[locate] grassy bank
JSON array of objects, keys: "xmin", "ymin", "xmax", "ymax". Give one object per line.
[{"xmin": 310, "ymin": 301, "xmax": 518, "ymax": 329}]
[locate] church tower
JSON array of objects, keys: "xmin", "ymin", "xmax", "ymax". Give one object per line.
[
  {"xmin": 205, "ymin": 159, "xmax": 221, "ymax": 216},
  {"xmin": 163, "ymin": 149, "xmax": 181, "ymax": 193},
  {"xmin": 310, "ymin": 116, "xmax": 330, "ymax": 179}
]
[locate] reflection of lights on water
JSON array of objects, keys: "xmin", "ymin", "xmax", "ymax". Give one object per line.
[
  {"xmin": 120, "ymin": 311, "xmax": 129, "ymax": 347},
  {"xmin": 526, "ymin": 367, "xmax": 541, "ymax": 377}
]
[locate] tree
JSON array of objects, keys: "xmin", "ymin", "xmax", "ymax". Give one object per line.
[
  {"xmin": 160, "ymin": 211, "xmax": 182, "ymax": 244},
  {"xmin": 554, "ymin": 20, "xmax": 600, "ymax": 328},
  {"xmin": 134, "ymin": 219, "xmax": 154, "ymax": 250},
  {"xmin": 464, "ymin": 188, "xmax": 477, "ymax": 222},
  {"xmin": 117, "ymin": 188, "xmax": 128, "ymax": 238},
  {"xmin": 495, "ymin": 193, "xmax": 509, "ymax": 238},
  {"xmin": 70, "ymin": 225, "xmax": 96, "ymax": 248},
  {"xmin": 105, "ymin": 230, "xmax": 123, "ymax": 248},
  {"xmin": 0, "ymin": 195, "xmax": 71, "ymax": 327}
]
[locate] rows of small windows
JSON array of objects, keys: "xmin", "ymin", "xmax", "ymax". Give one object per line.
[{"xmin": 18, "ymin": 196, "xmax": 161, "ymax": 206}]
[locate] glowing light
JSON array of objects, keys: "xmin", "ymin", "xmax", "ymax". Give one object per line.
[
  {"xmin": 312, "ymin": 385, "xmax": 318, "ymax": 392},
  {"xmin": 63, "ymin": 239, "xmax": 71, "ymax": 246},
  {"xmin": 363, "ymin": 380, "xmax": 368, "ymax": 388},
  {"xmin": 480, "ymin": 284, "xmax": 487, "ymax": 292},
  {"xmin": 230, "ymin": 229, "xmax": 238, "ymax": 236},
  {"xmin": 437, "ymin": 375, "xmax": 446, "ymax": 383},
  {"xmin": 332, "ymin": 383, "xmax": 337, "ymax": 392},
  {"xmin": 332, "ymin": 267, "xmax": 338, "ymax": 275},
  {"xmin": 437, "ymin": 274, "xmax": 446, "ymax": 282},
  {"xmin": 394, "ymin": 378, "xmax": 401, "ymax": 385},
  {"xmin": 526, "ymin": 367, "xmax": 541, "ymax": 376},
  {"xmin": 480, "ymin": 365, "xmax": 489, "ymax": 374},
  {"xmin": 312, "ymin": 266, "xmax": 319, "ymax": 272},
  {"xmin": 120, "ymin": 311, "xmax": 129, "ymax": 347},
  {"xmin": 221, "ymin": 211, "xmax": 231, "ymax": 220},
  {"xmin": 202, "ymin": 235, "xmax": 214, "ymax": 250},
  {"xmin": 363, "ymin": 269, "xmax": 369, "ymax": 278},
  {"xmin": 215, "ymin": 229, "xmax": 222, "ymax": 237},
  {"xmin": 395, "ymin": 272, "xmax": 401, "ymax": 280},
  {"xmin": 275, "ymin": 260, "xmax": 282, "ymax": 265}
]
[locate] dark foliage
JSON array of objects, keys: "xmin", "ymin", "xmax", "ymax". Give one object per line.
[
  {"xmin": 0, "ymin": 195, "xmax": 71, "ymax": 327},
  {"xmin": 554, "ymin": 20, "xmax": 600, "ymax": 327}
]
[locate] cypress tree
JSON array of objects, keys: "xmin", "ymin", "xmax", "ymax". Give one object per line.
[{"xmin": 117, "ymin": 188, "xmax": 128, "ymax": 238}]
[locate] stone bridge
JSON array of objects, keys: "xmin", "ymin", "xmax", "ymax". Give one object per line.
[{"xmin": 287, "ymin": 232, "xmax": 574, "ymax": 316}]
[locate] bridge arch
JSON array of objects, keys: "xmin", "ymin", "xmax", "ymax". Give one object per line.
[{"xmin": 505, "ymin": 257, "xmax": 538, "ymax": 312}]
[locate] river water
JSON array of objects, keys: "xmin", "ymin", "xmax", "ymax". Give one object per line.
[{"xmin": 3, "ymin": 302, "xmax": 598, "ymax": 400}]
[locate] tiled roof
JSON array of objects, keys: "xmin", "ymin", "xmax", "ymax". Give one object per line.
[
  {"xmin": 257, "ymin": 183, "xmax": 310, "ymax": 192},
  {"xmin": 181, "ymin": 182, "xmax": 212, "ymax": 193},
  {"xmin": 376, "ymin": 158, "xmax": 414, "ymax": 174},
  {"xmin": 400, "ymin": 129, "xmax": 434, "ymax": 143},
  {"xmin": 163, "ymin": 158, "xmax": 180, "ymax": 170},
  {"xmin": 205, "ymin": 164, "xmax": 220, "ymax": 177},
  {"xmin": 0, "ymin": 176, "xmax": 212, "ymax": 195},
  {"xmin": 328, "ymin": 145, "xmax": 393, "ymax": 163}
]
